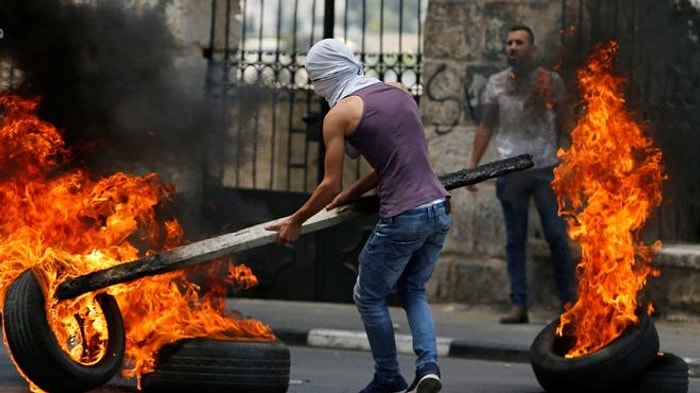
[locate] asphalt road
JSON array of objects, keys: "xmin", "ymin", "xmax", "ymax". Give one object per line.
[
  {"xmin": 288, "ymin": 346, "xmax": 542, "ymax": 393},
  {"xmin": 0, "ymin": 344, "xmax": 698, "ymax": 393}
]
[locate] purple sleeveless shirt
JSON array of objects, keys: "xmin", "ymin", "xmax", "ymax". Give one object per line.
[{"xmin": 346, "ymin": 83, "xmax": 448, "ymax": 218}]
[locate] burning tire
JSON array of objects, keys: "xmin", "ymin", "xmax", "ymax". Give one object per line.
[
  {"xmin": 629, "ymin": 352, "xmax": 689, "ymax": 393},
  {"xmin": 2, "ymin": 269, "xmax": 126, "ymax": 393},
  {"xmin": 530, "ymin": 311, "xmax": 659, "ymax": 393},
  {"xmin": 141, "ymin": 338, "xmax": 290, "ymax": 393}
]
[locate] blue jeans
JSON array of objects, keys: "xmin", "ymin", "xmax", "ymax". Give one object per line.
[
  {"xmin": 353, "ymin": 199, "xmax": 451, "ymax": 384},
  {"xmin": 496, "ymin": 167, "xmax": 577, "ymax": 308}
]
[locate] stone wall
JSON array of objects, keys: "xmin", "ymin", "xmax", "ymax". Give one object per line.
[{"xmin": 420, "ymin": 0, "xmax": 576, "ymax": 308}]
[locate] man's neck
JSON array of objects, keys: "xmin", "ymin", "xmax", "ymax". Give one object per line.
[{"xmin": 510, "ymin": 63, "xmax": 537, "ymax": 79}]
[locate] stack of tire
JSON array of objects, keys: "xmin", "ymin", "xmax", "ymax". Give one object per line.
[
  {"xmin": 2, "ymin": 269, "xmax": 290, "ymax": 393},
  {"xmin": 530, "ymin": 311, "xmax": 689, "ymax": 393},
  {"xmin": 141, "ymin": 338, "xmax": 290, "ymax": 393}
]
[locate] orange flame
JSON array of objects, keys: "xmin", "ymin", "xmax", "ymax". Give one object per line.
[
  {"xmin": 552, "ymin": 42, "xmax": 665, "ymax": 358},
  {"xmin": 0, "ymin": 94, "xmax": 274, "ymax": 390}
]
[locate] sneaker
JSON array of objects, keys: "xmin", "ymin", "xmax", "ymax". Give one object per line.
[
  {"xmin": 359, "ymin": 373, "xmax": 408, "ymax": 393},
  {"xmin": 407, "ymin": 362, "xmax": 442, "ymax": 393}
]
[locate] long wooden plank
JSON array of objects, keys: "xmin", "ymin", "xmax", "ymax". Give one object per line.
[{"xmin": 54, "ymin": 154, "xmax": 533, "ymax": 300}]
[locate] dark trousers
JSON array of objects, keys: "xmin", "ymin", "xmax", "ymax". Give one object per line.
[{"xmin": 496, "ymin": 167, "xmax": 577, "ymax": 307}]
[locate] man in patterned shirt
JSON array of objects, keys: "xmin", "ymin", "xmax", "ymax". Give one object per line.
[{"xmin": 468, "ymin": 25, "xmax": 578, "ymax": 324}]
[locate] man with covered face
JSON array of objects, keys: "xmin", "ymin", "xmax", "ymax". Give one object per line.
[
  {"xmin": 266, "ymin": 38, "xmax": 450, "ymax": 393},
  {"xmin": 467, "ymin": 25, "xmax": 578, "ymax": 324}
]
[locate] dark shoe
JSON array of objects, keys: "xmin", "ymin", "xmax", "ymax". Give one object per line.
[
  {"xmin": 359, "ymin": 373, "xmax": 408, "ymax": 393},
  {"xmin": 499, "ymin": 305, "xmax": 528, "ymax": 324},
  {"xmin": 407, "ymin": 362, "xmax": 441, "ymax": 393}
]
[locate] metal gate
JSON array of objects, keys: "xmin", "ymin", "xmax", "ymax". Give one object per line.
[
  {"xmin": 202, "ymin": 0, "xmax": 428, "ymax": 302},
  {"xmin": 203, "ymin": 0, "xmax": 426, "ymax": 192}
]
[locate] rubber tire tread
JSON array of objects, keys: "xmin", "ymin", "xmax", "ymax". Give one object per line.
[
  {"xmin": 530, "ymin": 312, "xmax": 660, "ymax": 393},
  {"xmin": 141, "ymin": 338, "xmax": 290, "ymax": 393},
  {"xmin": 2, "ymin": 269, "xmax": 126, "ymax": 393},
  {"xmin": 627, "ymin": 352, "xmax": 689, "ymax": 393}
]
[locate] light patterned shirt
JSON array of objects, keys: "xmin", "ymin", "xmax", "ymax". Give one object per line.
[{"xmin": 482, "ymin": 66, "xmax": 567, "ymax": 169}]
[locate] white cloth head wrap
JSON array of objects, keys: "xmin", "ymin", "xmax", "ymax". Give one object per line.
[{"xmin": 305, "ymin": 38, "xmax": 380, "ymax": 108}]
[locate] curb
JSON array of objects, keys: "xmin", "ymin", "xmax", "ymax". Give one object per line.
[
  {"xmin": 683, "ymin": 357, "xmax": 700, "ymax": 379},
  {"xmin": 273, "ymin": 327, "xmax": 530, "ymax": 364},
  {"xmin": 273, "ymin": 327, "xmax": 700, "ymax": 379}
]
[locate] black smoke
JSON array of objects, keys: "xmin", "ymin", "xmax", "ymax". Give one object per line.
[{"xmin": 0, "ymin": 0, "xmax": 217, "ymax": 170}]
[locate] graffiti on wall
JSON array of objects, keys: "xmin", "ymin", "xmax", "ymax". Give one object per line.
[
  {"xmin": 424, "ymin": 63, "xmax": 461, "ymax": 135},
  {"xmin": 424, "ymin": 62, "xmax": 502, "ymax": 134},
  {"xmin": 463, "ymin": 64, "xmax": 501, "ymax": 125}
]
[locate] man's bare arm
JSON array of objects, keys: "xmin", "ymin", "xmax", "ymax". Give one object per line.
[{"xmin": 470, "ymin": 103, "xmax": 497, "ymax": 168}]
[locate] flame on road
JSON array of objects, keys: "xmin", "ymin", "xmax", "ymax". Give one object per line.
[
  {"xmin": 552, "ymin": 42, "xmax": 665, "ymax": 358},
  {"xmin": 0, "ymin": 94, "xmax": 274, "ymax": 391}
]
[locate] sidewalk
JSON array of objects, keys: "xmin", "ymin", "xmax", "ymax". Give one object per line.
[{"xmin": 228, "ymin": 298, "xmax": 700, "ymax": 378}]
